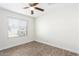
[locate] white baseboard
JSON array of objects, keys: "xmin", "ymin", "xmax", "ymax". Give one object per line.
[
  {"xmin": 35, "ymin": 40, "xmax": 79, "ymax": 54},
  {"xmin": 0, "ymin": 40, "xmax": 33, "ymax": 51},
  {"xmin": 0, "ymin": 39, "xmax": 79, "ymax": 54}
]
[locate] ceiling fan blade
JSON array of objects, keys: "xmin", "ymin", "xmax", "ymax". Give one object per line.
[
  {"xmin": 34, "ymin": 7, "xmax": 44, "ymax": 11},
  {"xmin": 31, "ymin": 10, "xmax": 34, "ymax": 15},
  {"xmin": 32, "ymin": 3, "xmax": 39, "ymax": 6},
  {"xmin": 23, "ymin": 7, "xmax": 29, "ymax": 9},
  {"xmin": 29, "ymin": 3, "xmax": 38, "ymax": 6}
]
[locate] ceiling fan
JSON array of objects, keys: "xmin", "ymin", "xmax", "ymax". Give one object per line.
[{"xmin": 23, "ymin": 3, "xmax": 44, "ymax": 15}]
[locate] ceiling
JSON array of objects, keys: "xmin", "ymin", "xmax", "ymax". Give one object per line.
[{"xmin": 0, "ymin": 3, "xmax": 55, "ymax": 18}]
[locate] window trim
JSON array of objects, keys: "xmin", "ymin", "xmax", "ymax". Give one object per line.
[{"xmin": 8, "ymin": 17, "xmax": 28, "ymax": 38}]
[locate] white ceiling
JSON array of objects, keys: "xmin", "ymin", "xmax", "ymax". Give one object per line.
[{"xmin": 0, "ymin": 3, "xmax": 55, "ymax": 18}]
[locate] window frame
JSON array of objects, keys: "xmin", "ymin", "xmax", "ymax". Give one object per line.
[{"xmin": 8, "ymin": 17, "xmax": 28, "ymax": 38}]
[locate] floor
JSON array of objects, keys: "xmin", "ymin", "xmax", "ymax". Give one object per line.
[{"xmin": 0, "ymin": 41, "xmax": 78, "ymax": 56}]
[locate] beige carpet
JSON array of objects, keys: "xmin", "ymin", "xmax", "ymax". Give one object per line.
[{"xmin": 0, "ymin": 41, "xmax": 78, "ymax": 56}]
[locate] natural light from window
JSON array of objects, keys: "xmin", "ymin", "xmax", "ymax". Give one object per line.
[{"xmin": 8, "ymin": 18, "xmax": 27, "ymax": 38}]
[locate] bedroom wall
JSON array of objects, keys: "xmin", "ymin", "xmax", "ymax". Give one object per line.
[
  {"xmin": 0, "ymin": 7, "xmax": 35, "ymax": 50},
  {"xmin": 35, "ymin": 3, "xmax": 79, "ymax": 53}
]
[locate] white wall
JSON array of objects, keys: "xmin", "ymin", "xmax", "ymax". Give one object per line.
[
  {"xmin": 0, "ymin": 7, "xmax": 35, "ymax": 50},
  {"xmin": 77, "ymin": 4, "xmax": 79, "ymax": 53},
  {"xmin": 35, "ymin": 3, "xmax": 79, "ymax": 53}
]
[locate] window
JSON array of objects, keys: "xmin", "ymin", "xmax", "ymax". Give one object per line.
[{"xmin": 8, "ymin": 17, "xmax": 27, "ymax": 38}]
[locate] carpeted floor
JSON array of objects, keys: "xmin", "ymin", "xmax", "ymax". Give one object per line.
[{"xmin": 0, "ymin": 41, "xmax": 78, "ymax": 56}]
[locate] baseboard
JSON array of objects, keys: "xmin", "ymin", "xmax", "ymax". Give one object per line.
[
  {"xmin": 0, "ymin": 40, "xmax": 34, "ymax": 51},
  {"xmin": 35, "ymin": 40, "xmax": 79, "ymax": 54},
  {"xmin": 0, "ymin": 39, "xmax": 79, "ymax": 54}
]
